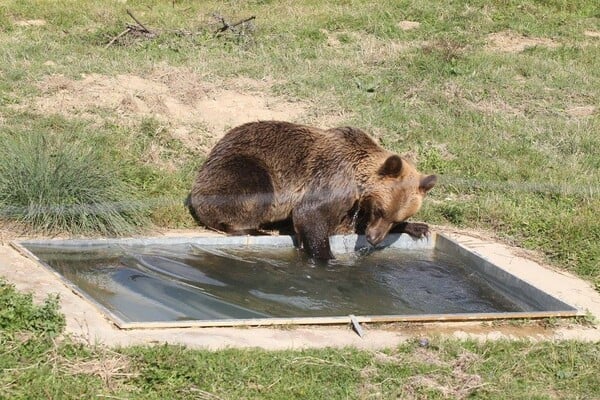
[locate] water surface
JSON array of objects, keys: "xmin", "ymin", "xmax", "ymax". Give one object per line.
[{"xmin": 24, "ymin": 243, "xmax": 521, "ymax": 323}]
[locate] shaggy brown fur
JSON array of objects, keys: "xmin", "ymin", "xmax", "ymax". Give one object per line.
[{"xmin": 188, "ymin": 121, "xmax": 436, "ymax": 260}]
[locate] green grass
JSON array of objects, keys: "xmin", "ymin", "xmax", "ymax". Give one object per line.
[
  {"xmin": 0, "ymin": 279, "xmax": 64, "ymax": 336},
  {"xmin": 0, "ymin": 126, "xmax": 151, "ymax": 235},
  {"xmin": 1, "ymin": 279, "xmax": 598, "ymax": 399},
  {"xmin": 0, "ymin": 281, "xmax": 598, "ymax": 399},
  {"xmin": 0, "ymin": 1, "xmax": 599, "ymax": 398},
  {"xmin": 1, "ymin": 310, "xmax": 599, "ymax": 399}
]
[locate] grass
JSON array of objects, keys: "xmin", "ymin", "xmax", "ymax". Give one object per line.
[
  {"xmin": 0, "ymin": 285, "xmax": 598, "ymax": 400},
  {"xmin": 0, "ymin": 1, "xmax": 599, "ymax": 398},
  {"xmin": 0, "ymin": 127, "xmax": 150, "ymax": 235},
  {"xmin": 0, "ymin": 279, "xmax": 64, "ymax": 335}
]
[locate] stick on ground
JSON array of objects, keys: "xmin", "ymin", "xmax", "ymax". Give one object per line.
[
  {"xmin": 126, "ymin": 9, "xmax": 151, "ymax": 33},
  {"xmin": 105, "ymin": 9, "xmax": 157, "ymax": 48},
  {"xmin": 214, "ymin": 15, "xmax": 256, "ymax": 36}
]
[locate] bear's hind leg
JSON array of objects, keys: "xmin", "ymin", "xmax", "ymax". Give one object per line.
[{"xmin": 193, "ymin": 156, "xmax": 275, "ymax": 234}]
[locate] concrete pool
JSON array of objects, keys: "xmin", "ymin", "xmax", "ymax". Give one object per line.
[
  {"xmin": 13, "ymin": 232, "xmax": 579, "ymax": 329},
  {"xmin": 3, "ymin": 228, "xmax": 599, "ymax": 349}
]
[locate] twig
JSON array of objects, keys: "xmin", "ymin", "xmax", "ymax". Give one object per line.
[
  {"xmin": 126, "ymin": 9, "xmax": 151, "ymax": 33},
  {"xmin": 232, "ymin": 15, "xmax": 256, "ymax": 28},
  {"xmin": 105, "ymin": 28, "xmax": 131, "ymax": 49},
  {"xmin": 125, "ymin": 23, "xmax": 156, "ymax": 37},
  {"xmin": 105, "ymin": 10, "xmax": 157, "ymax": 48},
  {"xmin": 105, "ymin": 8, "xmax": 207, "ymax": 47},
  {"xmin": 214, "ymin": 14, "xmax": 256, "ymax": 36}
]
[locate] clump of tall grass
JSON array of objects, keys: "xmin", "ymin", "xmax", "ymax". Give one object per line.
[{"xmin": 0, "ymin": 133, "xmax": 149, "ymax": 235}]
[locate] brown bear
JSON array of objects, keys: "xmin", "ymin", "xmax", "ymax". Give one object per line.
[{"xmin": 187, "ymin": 121, "xmax": 436, "ymax": 260}]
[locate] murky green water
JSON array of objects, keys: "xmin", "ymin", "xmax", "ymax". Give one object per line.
[{"xmin": 24, "ymin": 243, "xmax": 521, "ymax": 323}]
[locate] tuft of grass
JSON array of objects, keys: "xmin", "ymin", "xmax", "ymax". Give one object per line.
[{"xmin": 0, "ymin": 132, "xmax": 150, "ymax": 236}]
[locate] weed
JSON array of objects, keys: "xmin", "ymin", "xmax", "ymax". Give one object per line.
[{"xmin": 0, "ymin": 279, "xmax": 64, "ymax": 336}]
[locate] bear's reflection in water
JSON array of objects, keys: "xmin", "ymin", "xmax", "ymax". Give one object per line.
[{"xmin": 27, "ymin": 243, "xmax": 520, "ymax": 323}]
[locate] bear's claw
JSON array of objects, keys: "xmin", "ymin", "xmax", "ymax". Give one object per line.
[{"xmin": 393, "ymin": 222, "xmax": 430, "ymax": 238}]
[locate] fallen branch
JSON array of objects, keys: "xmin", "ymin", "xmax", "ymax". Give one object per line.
[
  {"xmin": 105, "ymin": 28, "xmax": 130, "ymax": 49},
  {"xmin": 125, "ymin": 23, "xmax": 157, "ymax": 37},
  {"xmin": 126, "ymin": 9, "xmax": 151, "ymax": 34},
  {"xmin": 213, "ymin": 14, "xmax": 256, "ymax": 36},
  {"xmin": 105, "ymin": 9, "xmax": 157, "ymax": 48},
  {"xmin": 105, "ymin": 10, "xmax": 249, "ymax": 48}
]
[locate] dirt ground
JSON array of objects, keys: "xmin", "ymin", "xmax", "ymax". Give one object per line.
[
  {"xmin": 15, "ymin": 66, "xmax": 350, "ymax": 159},
  {"xmin": 1, "ymin": 227, "xmax": 599, "ymax": 350}
]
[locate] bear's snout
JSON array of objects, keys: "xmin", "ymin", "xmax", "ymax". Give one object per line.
[
  {"xmin": 366, "ymin": 231, "xmax": 385, "ymax": 246},
  {"xmin": 366, "ymin": 231, "xmax": 378, "ymax": 246},
  {"xmin": 365, "ymin": 222, "xmax": 391, "ymax": 247}
]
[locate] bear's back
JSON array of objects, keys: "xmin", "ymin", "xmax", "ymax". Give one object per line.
[
  {"xmin": 199, "ymin": 121, "xmax": 390, "ymax": 193},
  {"xmin": 198, "ymin": 121, "xmax": 336, "ymax": 195},
  {"xmin": 208, "ymin": 121, "xmax": 321, "ymax": 166}
]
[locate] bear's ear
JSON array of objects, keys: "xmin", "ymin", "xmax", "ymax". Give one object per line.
[
  {"xmin": 420, "ymin": 174, "xmax": 437, "ymax": 193},
  {"xmin": 378, "ymin": 155, "xmax": 403, "ymax": 177}
]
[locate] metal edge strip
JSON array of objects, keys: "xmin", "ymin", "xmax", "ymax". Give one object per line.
[{"xmin": 116, "ymin": 310, "xmax": 582, "ymax": 330}]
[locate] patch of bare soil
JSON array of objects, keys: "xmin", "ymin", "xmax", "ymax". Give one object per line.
[
  {"xmin": 360, "ymin": 35, "xmax": 417, "ymax": 64},
  {"xmin": 469, "ymin": 98, "xmax": 523, "ymax": 116},
  {"xmin": 443, "ymin": 82, "xmax": 522, "ymax": 117},
  {"xmin": 13, "ymin": 19, "xmax": 47, "ymax": 27},
  {"xmin": 31, "ymin": 68, "xmax": 306, "ymax": 141},
  {"xmin": 565, "ymin": 105, "xmax": 596, "ymax": 117},
  {"xmin": 584, "ymin": 30, "xmax": 600, "ymax": 38},
  {"xmin": 319, "ymin": 29, "xmax": 421, "ymax": 65},
  {"xmin": 23, "ymin": 71, "xmax": 303, "ymax": 159},
  {"xmin": 402, "ymin": 351, "xmax": 485, "ymax": 399},
  {"xmin": 398, "ymin": 21, "xmax": 421, "ymax": 31},
  {"xmin": 363, "ymin": 348, "xmax": 485, "ymax": 399},
  {"xmin": 486, "ymin": 30, "xmax": 558, "ymax": 53}
]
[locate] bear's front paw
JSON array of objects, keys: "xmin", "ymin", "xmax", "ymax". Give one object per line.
[{"xmin": 400, "ymin": 222, "xmax": 430, "ymax": 238}]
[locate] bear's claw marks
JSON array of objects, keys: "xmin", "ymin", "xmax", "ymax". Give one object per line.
[{"xmin": 392, "ymin": 222, "xmax": 430, "ymax": 238}]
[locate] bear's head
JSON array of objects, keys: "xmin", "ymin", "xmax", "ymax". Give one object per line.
[{"xmin": 362, "ymin": 155, "xmax": 437, "ymax": 246}]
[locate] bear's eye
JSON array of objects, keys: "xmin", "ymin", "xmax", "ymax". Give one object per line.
[{"xmin": 371, "ymin": 205, "xmax": 387, "ymax": 220}]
